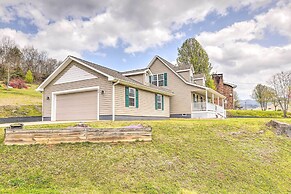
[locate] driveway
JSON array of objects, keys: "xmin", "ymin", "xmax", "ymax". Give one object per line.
[{"xmin": 0, "ymin": 120, "xmax": 96, "ymax": 128}]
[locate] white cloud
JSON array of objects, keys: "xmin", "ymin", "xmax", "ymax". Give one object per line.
[
  {"xmin": 196, "ymin": 1, "xmax": 291, "ymax": 99},
  {"xmin": 0, "ymin": 0, "xmax": 274, "ymax": 60}
]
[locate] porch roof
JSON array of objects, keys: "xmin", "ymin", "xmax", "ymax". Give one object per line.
[{"xmin": 192, "ymin": 88, "xmax": 226, "ymax": 99}]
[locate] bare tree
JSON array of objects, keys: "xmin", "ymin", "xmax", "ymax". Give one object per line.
[
  {"xmin": 0, "ymin": 36, "xmax": 16, "ymax": 85},
  {"xmin": 269, "ymin": 71, "xmax": 291, "ymax": 118},
  {"xmin": 252, "ymin": 84, "xmax": 273, "ymax": 111}
]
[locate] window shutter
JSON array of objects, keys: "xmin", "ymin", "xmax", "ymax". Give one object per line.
[
  {"xmin": 164, "ymin": 73, "xmax": 167, "ymax": 86},
  {"xmin": 135, "ymin": 89, "xmax": 139, "ymax": 108},
  {"xmin": 149, "ymin": 75, "xmax": 152, "ymax": 84},
  {"xmin": 162, "ymin": 95, "xmax": 164, "ymax": 110},
  {"xmin": 155, "ymin": 94, "xmax": 158, "ymax": 110},
  {"xmin": 125, "ymin": 86, "xmax": 129, "ymax": 107}
]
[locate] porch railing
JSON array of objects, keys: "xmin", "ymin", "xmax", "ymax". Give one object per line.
[{"xmin": 192, "ymin": 102, "xmax": 226, "ymax": 117}]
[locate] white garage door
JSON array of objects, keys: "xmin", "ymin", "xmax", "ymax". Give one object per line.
[{"xmin": 56, "ymin": 90, "xmax": 98, "ymax": 121}]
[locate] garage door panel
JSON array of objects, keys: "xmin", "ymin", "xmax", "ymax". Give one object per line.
[{"xmin": 56, "ymin": 90, "xmax": 98, "ymax": 121}]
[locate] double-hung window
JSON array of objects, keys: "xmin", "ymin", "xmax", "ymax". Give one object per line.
[
  {"xmin": 150, "ymin": 73, "xmax": 167, "ymax": 86},
  {"xmin": 158, "ymin": 74, "xmax": 164, "ymax": 86},
  {"xmin": 125, "ymin": 87, "xmax": 139, "ymax": 108},
  {"xmin": 129, "ymin": 87, "xmax": 135, "ymax": 107},
  {"xmin": 155, "ymin": 94, "xmax": 164, "ymax": 110},
  {"xmin": 152, "ymin": 75, "xmax": 158, "ymax": 86},
  {"xmin": 156, "ymin": 94, "xmax": 162, "ymax": 110}
]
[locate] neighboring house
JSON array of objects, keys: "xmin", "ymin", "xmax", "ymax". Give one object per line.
[
  {"xmin": 212, "ymin": 74, "xmax": 237, "ymax": 109},
  {"xmin": 37, "ymin": 55, "xmax": 226, "ymax": 121}
]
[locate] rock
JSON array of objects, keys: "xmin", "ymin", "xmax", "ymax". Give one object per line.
[{"xmin": 266, "ymin": 120, "xmax": 291, "ymax": 138}]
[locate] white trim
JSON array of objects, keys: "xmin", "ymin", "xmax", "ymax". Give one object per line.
[
  {"xmin": 147, "ymin": 56, "xmax": 206, "ymax": 90},
  {"xmin": 122, "ymin": 70, "xmax": 147, "ymax": 76},
  {"xmin": 37, "ymin": 56, "xmax": 71, "ymax": 91},
  {"xmin": 41, "ymin": 92, "xmax": 44, "ymax": 121},
  {"xmin": 176, "ymin": 69, "xmax": 190, "ymax": 73},
  {"xmin": 112, "ymin": 81, "xmax": 120, "ymax": 121},
  {"xmin": 37, "ymin": 56, "xmax": 114, "ymax": 91},
  {"xmin": 53, "ymin": 65, "xmax": 97, "ymax": 85},
  {"xmin": 51, "ymin": 86, "xmax": 100, "ymax": 121}
]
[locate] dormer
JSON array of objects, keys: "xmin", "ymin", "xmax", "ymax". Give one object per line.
[{"xmin": 122, "ymin": 68, "xmax": 149, "ymax": 84}]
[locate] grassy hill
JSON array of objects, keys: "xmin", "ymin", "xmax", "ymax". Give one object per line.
[
  {"xmin": 0, "ymin": 84, "xmax": 41, "ymax": 118},
  {"xmin": 0, "ymin": 119, "xmax": 290, "ymax": 193}
]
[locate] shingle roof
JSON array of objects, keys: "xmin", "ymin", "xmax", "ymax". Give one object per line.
[
  {"xmin": 70, "ymin": 56, "xmax": 173, "ymax": 95},
  {"xmin": 121, "ymin": 68, "xmax": 148, "ymax": 74}
]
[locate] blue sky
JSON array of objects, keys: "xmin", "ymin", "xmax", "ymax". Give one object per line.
[{"xmin": 0, "ymin": 0, "xmax": 291, "ymax": 99}]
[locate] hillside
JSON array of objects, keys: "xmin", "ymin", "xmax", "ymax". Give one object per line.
[
  {"xmin": 0, "ymin": 119, "xmax": 290, "ymax": 193},
  {"xmin": 0, "ymin": 84, "xmax": 42, "ymax": 118}
]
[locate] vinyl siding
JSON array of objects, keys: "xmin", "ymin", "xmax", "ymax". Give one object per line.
[
  {"xmin": 126, "ymin": 74, "xmax": 144, "ymax": 84},
  {"xmin": 178, "ymin": 71, "xmax": 190, "ymax": 82},
  {"xmin": 115, "ymin": 84, "xmax": 170, "ymax": 117},
  {"xmin": 149, "ymin": 59, "xmax": 202, "ymax": 114},
  {"xmin": 43, "ymin": 61, "xmax": 112, "ymax": 118}
]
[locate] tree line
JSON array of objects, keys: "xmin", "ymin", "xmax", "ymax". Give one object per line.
[
  {"xmin": 252, "ymin": 71, "xmax": 291, "ymax": 117},
  {"xmin": 0, "ymin": 36, "xmax": 60, "ymax": 85}
]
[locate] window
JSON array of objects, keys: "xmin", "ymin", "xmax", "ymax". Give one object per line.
[
  {"xmin": 125, "ymin": 87, "xmax": 138, "ymax": 108},
  {"xmin": 155, "ymin": 94, "xmax": 164, "ymax": 110},
  {"xmin": 158, "ymin": 74, "xmax": 164, "ymax": 86},
  {"xmin": 157, "ymin": 94, "xmax": 162, "ymax": 109},
  {"xmin": 150, "ymin": 73, "xmax": 167, "ymax": 86},
  {"xmin": 129, "ymin": 87, "xmax": 135, "ymax": 107},
  {"xmin": 152, "ymin": 75, "xmax": 157, "ymax": 86}
]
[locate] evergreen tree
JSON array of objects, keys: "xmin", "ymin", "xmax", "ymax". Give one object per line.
[
  {"xmin": 25, "ymin": 70, "xmax": 34, "ymax": 84},
  {"xmin": 177, "ymin": 38, "xmax": 215, "ymax": 89}
]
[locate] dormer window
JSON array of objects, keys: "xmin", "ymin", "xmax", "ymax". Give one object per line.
[{"xmin": 149, "ymin": 73, "xmax": 167, "ymax": 86}]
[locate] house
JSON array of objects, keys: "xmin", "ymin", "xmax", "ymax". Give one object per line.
[
  {"xmin": 37, "ymin": 55, "xmax": 226, "ymax": 121},
  {"xmin": 212, "ymin": 74, "xmax": 237, "ymax": 109}
]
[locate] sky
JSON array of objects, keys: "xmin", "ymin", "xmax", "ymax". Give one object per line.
[{"xmin": 0, "ymin": 0, "xmax": 291, "ymax": 100}]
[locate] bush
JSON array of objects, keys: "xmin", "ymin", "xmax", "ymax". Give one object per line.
[
  {"xmin": 9, "ymin": 78, "xmax": 28, "ymax": 89},
  {"xmin": 25, "ymin": 70, "xmax": 34, "ymax": 84}
]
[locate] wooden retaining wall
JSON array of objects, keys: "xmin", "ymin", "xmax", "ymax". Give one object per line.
[{"xmin": 4, "ymin": 126, "xmax": 152, "ymax": 145}]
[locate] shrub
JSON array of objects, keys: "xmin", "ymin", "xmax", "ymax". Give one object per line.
[
  {"xmin": 9, "ymin": 78, "xmax": 28, "ymax": 89},
  {"xmin": 25, "ymin": 70, "xmax": 34, "ymax": 84}
]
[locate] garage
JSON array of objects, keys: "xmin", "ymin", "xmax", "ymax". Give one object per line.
[{"xmin": 55, "ymin": 90, "xmax": 98, "ymax": 121}]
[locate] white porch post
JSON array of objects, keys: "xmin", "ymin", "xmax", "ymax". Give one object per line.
[
  {"xmin": 212, "ymin": 94, "xmax": 214, "ymax": 104},
  {"xmin": 217, "ymin": 97, "xmax": 220, "ymax": 106},
  {"xmin": 205, "ymin": 90, "xmax": 208, "ymax": 111},
  {"xmin": 222, "ymin": 99, "xmax": 225, "ymax": 109}
]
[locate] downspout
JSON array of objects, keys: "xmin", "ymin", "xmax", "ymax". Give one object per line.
[{"xmin": 112, "ymin": 80, "xmax": 120, "ymax": 121}]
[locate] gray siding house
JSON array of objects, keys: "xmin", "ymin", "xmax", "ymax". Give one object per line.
[{"xmin": 37, "ymin": 55, "xmax": 226, "ymax": 121}]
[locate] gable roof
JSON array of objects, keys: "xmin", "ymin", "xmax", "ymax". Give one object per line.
[
  {"xmin": 147, "ymin": 55, "xmax": 225, "ymax": 98},
  {"xmin": 37, "ymin": 56, "xmax": 174, "ymax": 96},
  {"xmin": 147, "ymin": 56, "xmax": 206, "ymax": 89},
  {"xmin": 224, "ymin": 81, "xmax": 237, "ymax": 88}
]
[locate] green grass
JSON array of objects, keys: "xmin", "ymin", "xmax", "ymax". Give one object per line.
[
  {"xmin": 0, "ymin": 84, "xmax": 41, "ymax": 106},
  {"xmin": 0, "ymin": 119, "xmax": 290, "ymax": 193},
  {"xmin": 0, "ymin": 84, "xmax": 42, "ymax": 118},
  {"xmin": 227, "ymin": 109, "xmax": 291, "ymax": 118},
  {"xmin": 0, "ymin": 105, "xmax": 41, "ymax": 118}
]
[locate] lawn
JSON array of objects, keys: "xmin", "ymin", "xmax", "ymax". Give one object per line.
[
  {"xmin": 0, "ymin": 84, "xmax": 42, "ymax": 118},
  {"xmin": 0, "ymin": 84, "xmax": 41, "ymax": 106},
  {"xmin": 227, "ymin": 109, "xmax": 291, "ymax": 118},
  {"xmin": 0, "ymin": 119, "xmax": 290, "ymax": 193}
]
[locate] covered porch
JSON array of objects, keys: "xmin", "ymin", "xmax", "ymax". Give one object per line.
[{"xmin": 191, "ymin": 88, "xmax": 226, "ymax": 118}]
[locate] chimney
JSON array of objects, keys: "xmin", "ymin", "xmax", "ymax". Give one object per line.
[{"xmin": 212, "ymin": 74, "xmax": 224, "ymax": 94}]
